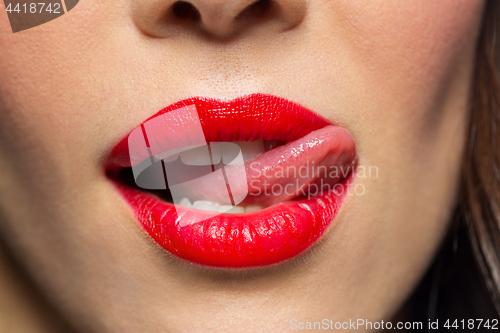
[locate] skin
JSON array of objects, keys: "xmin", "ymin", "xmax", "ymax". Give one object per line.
[{"xmin": 0, "ymin": 0, "xmax": 486, "ymax": 332}]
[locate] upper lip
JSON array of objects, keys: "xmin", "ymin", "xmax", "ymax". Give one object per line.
[{"xmin": 106, "ymin": 93, "xmax": 335, "ymax": 170}]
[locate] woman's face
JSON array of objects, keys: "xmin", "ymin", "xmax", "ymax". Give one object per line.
[{"xmin": 0, "ymin": 0, "xmax": 485, "ymax": 331}]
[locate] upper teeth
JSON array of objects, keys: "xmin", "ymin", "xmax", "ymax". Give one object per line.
[
  {"xmin": 231, "ymin": 141, "xmax": 265, "ymax": 162},
  {"xmin": 177, "ymin": 198, "xmax": 263, "ymax": 214},
  {"xmin": 180, "ymin": 145, "xmax": 220, "ymax": 165},
  {"xmin": 159, "ymin": 141, "xmax": 265, "ymax": 166}
]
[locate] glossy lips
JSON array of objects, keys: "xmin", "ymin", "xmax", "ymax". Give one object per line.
[{"xmin": 107, "ymin": 94, "xmax": 357, "ymax": 268}]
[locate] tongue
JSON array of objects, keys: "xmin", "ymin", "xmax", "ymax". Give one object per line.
[{"xmin": 167, "ymin": 125, "xmax": 356, "ymax": 207}]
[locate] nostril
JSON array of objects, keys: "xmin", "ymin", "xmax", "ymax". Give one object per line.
[
  {"xmin": 172, "ymin": 1, "xmax": 201, "ymax": 21},
  {"xmin": 237, "ymin": 0, "xmax": 272, "ymax": 20},
  {"xmin": 134, "ymin": 0, "xmax": 305, "ymax": 39}
]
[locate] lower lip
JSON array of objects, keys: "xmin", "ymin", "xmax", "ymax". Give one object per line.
[{"xmin": 114, "ymin": 176, "xmax": 353, "ymax": 268}]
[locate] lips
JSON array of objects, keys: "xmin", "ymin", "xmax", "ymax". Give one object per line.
[{"xmin": 107, "ymin": 94, "xmax": 357, "ymax": 268}]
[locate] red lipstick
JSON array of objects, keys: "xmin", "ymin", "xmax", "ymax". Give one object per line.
[{"xmin": 107, "ymin": 94, "xmax": 356, "ymax": 268}]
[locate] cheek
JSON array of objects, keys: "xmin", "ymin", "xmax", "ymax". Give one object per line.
[
  {"xmin": 343, "ymin": 0, "xmax": 483, "ymax": 193},
  {"xmin": 0, "ymin": 3, "xmax": 123, "ymax": 193},
  {"xmin": 321, "ymin": 0, "xmax": 484, "ymax": 171},
  {"xmin": 337, "ymin": 0, "xmax": 483, "ymax": 75},
  {"xmin": 327, "ymin": 0, "xmax": 483, "ymax": 114}
]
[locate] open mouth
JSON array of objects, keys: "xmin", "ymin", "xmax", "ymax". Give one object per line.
[
  {"xmin": 115, "ymin": 139, "xmax": 287, "ymax": 213},
  {"xmin": 106, "ymin": 94, "xmax": 357, "ymax": 268}
]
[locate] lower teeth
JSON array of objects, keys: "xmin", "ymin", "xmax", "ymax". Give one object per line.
[{"xmin": 177, "ymin": 198, "xmax": 263, "ymax": 214}]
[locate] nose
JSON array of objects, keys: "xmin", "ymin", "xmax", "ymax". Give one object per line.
[{"xmin": 132, "ymin": 0, "xmax": 307, "ymax": 39}]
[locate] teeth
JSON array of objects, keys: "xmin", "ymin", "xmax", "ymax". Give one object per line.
[
  {"xmin": 234, "ymin": 141, "xmax": 265, "ymax": 161},
  {"xmin": 244, "ymin": 205, "xmax": 263, "ymax": 213},
  {"xmin": 178, "ymin": 197, "xmax": 192, "ymax": 208},
  {"xmin": 225, "ymin": 206, "xmax": 245, "ymax": 214},
  {"xmin": 192, "ymin": 200, "xmax": 220, "ymax": 212},
  {"xmin": 219, "ymin": 142, "xmax": 243, "ymax": 165},
  {"xmin": 179, "ymin": 144, "xmax": 223, "ymax": 165},
  {"xmin": 208, "ymin": 143, "xmax": 222, "ymax": 164},
  {"xmin": 162, "ymin": 141, "xmax": 266, "ymax": 165},
  {"xmin": 176, "ymin": 198, "xmax": 263, "ymax": 214},
  {"xmin": 163, "ymin": 154, "xmax": 180, "ymax": 163},
  {"xmin": 219, "ymin": 141, "xmax": 265, "ymax": 164},
  {"xmin": 218, "ymin": 205, "xmax": 235, "ymax": 213},
  {"xmin": 180, "ymin": 145, "xmax": 213, "ymax": 165},
  {"xmin": 156, "ymin": 147, "xmax": 186, "ymax": 163}
]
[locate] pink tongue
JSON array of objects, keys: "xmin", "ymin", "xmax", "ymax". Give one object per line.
[
  {"xmin": 176, "ymin": 125, "xmax": 356, "ymax": 207},
  {"xmin": 242, "ymin": 125, "xmax": 355, "ymax": 205}
]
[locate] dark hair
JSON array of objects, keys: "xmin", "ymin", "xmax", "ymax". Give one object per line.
[
  {"xmin": 463, "ymin": 0, "xmax": 500, "ymax": 313},
  {"xmin": 401, "ymin": 0, "xmax": 500, "ymax": 326}
]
